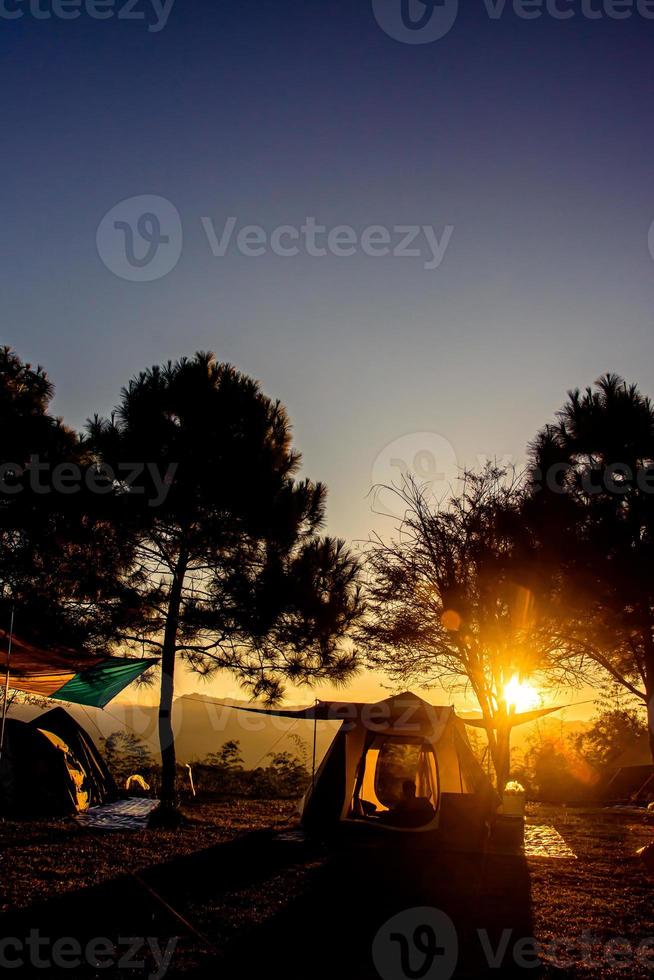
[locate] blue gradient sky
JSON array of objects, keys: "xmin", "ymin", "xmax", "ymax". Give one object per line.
[{"xmin": 3, "ymin": 1, "xmax": 654, "ymax": 706}]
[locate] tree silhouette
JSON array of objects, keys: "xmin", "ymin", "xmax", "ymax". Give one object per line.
[
  {"xmin": 526, "ymin": 373, "xmax": 654, "ymax": 756},
  {"xmin": 361, "ymin": 466, "xmax": 569, "ymax": 789},
  {"xmin": 203, "ymin": 740, "xmax": 244, "ymax": 772},
  {"xmin": 0, "ymin": 347, "xmax": 138, "ymax": 652},
  {"xmin": 88, "ymin": 352, "xmax": 363, "ymax": 815},
  {"xmin": 0, "ymin": 346, "xmax": 77, "ymax": 606},
  {"xmin": 574, "ymin": 705, "xmax": 647, "ymax": 769},
  {"xmin": 102, "ymin": 730, "xmax": 156, "ymax": 784}
]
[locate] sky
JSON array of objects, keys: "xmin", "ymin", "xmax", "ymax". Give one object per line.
[{"xmin": 2, "ymin": 0, "xmax": 654, "ymax": 714}]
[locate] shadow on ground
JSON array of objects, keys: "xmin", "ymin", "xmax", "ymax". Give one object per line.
[
  {"xmin": 208, "ymin": 839, "xmax": 536, "ymax": 980},
  {"xmin": 0, "ymin": 831, "xmax": 536, "ymax": 978}
]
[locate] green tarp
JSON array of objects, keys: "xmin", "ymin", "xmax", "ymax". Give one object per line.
[
  {"xmin": 0, "ymin": 630, "xmax": 157, "ymax": 708},
  {"xmin": 52, "ymin": 657, "xmax": 158, "ymax": 708}
]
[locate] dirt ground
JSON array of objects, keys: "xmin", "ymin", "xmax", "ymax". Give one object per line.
[{"xmin": 0, "ymin": 800, "xmax": 653, "ymax": 978}]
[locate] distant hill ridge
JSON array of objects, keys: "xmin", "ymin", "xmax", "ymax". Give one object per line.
[{"xmin": 8, "ymin": 693, "xmax": 592, "ymax": 768}]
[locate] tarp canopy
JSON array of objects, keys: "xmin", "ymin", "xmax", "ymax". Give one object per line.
[
  {"xmin": 218, "ymin": 699, "xmax": 375, "ymax": 720},
  {"xmin": 216, "ymin": 695, "xmax": 452, "ymax": 734},
  {"xmin": 462, "ymin": 704, "xmax": 564, "ymax": 729},
  {"xmin": 222, "ymin": 697, "xmax": 565, "ymax": 729},
  {"xmin": 0, "ymin": 631, "xmax": 157, "ymax": 708}
]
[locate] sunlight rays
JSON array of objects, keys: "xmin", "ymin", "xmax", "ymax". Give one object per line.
[{"xmin": 503, "ymin": 674, "xmax": 541, "ymax": 713}]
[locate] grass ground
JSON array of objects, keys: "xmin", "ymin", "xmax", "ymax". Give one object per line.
[
  {"xmin": 526, "ymin": 804, "xmax": 654, "ymax": 977},
  {"xmin": 0, "ymin": 799, "xmax": 296, "ymax": 912},
  {"xmin": 1, "ymin": 800, "xmax": 653, "ymax": 977}
]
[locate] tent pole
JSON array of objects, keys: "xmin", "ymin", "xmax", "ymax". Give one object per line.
[
  {"xmin": 311, "ymin": 699, "xmax": 318, "ymax": 790},
  {"xmin": 0, "ymin": 605, "xmax": 15, "ymax": 765}
]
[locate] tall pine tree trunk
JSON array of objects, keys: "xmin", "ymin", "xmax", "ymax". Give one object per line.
[
  {"xmin": 642, "ymin": 624, "xmax": 654, "ymax": 765},
  {"xmin": 647, "ymin": 700, "xmax": 654, "ymax": 766},
  {"xmin": 158, "ymin": 548, "xmax": 188, "ymax": 811}
]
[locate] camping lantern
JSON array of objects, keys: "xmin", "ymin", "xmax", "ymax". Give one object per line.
[{"xmin": 502, "ymin": 780, "xmax": 526, "ymax": 817}]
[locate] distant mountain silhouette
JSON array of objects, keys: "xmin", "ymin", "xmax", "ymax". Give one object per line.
[
  {"xmin": 8, "ymin": 693, "xmax": 340, "ymax": 767},
  {"xmin": 9, "ymin": 695, "xmax": 591, "ymax": 772}
]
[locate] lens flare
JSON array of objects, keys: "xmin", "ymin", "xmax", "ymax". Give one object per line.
[{"xmin": 503, "ymin": 674, "xmax": 540, "ymax": 713}]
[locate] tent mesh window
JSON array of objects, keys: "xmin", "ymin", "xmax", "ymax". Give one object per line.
[{"xmin": 350, "ymin": 735, "xmax": 438, "ymax": 826}]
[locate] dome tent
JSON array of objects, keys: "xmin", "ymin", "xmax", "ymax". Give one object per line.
[
  {"xmin": 0, "ymin": 707, "xmax": 117, "ymax": 817},
  {"xmin": 227, "ymin": 691, "xmax": 500, "ymax": 848}
]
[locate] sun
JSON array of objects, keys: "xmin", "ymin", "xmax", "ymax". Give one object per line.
[{"xmin": 503, "ymin": 674, "xmax": 541, "ymax": 713}]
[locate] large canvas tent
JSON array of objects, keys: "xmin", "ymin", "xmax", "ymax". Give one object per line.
[
  {"xmin": 0, "ymin": 707, "xmax": 117, "ymax": 816},
  {"xmin": 226, "ymin": 691, "xmax": 500, "ymax": 847}
]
